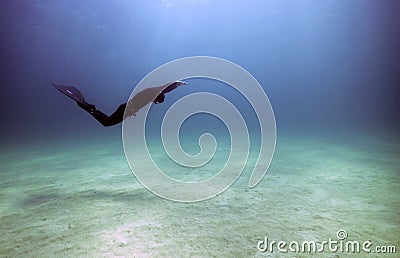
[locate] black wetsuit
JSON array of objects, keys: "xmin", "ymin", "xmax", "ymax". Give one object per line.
[
  {"xmin": 77, "ymin": 102, "xmax": 127, "ymax": 127},
  {"xmin": 76, "ymin": 83, "xmax": 176, "ymax": 127},
  {"xmin": 76, "ymin": 92, "xmax": 166, "ymax": 127}
]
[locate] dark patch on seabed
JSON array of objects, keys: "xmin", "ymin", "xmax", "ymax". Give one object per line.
[{"xmin": 0, "ymin": 132, "xmax": 399, "ymax": 257}]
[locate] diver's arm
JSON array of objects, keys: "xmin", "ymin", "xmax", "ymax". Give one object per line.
[{"xmin": 161, "ymin": 81, "xmax": 187, "ymax": 94}]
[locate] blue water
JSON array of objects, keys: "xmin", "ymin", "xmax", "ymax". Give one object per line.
[
  {"xmin": 1, "ymin": 0, "xmax": 399, "ymax": 256},
  {"xmin": 1, "ymin": 0, "xmax": 399, "ymax": 141}
]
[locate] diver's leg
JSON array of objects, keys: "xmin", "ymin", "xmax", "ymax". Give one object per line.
[
  {"xmin": 108, "ymin": 103, "xmax": 127, "ymax": 125},
  {"xmin": 76, "ymin": 102, "xmax": 126, "ymax": 127}
]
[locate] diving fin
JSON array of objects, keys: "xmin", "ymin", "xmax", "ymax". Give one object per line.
[{"xmin": 52, "ymin": 83, "xmax": 86, "ymax": 104}]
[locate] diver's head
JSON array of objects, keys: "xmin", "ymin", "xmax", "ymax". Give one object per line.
[{"xmin": 154, "ymin": 93, "xmax": 165, "ymax": 104}]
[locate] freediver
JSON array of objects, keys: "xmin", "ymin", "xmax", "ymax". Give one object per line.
[{"xmin": 52, "ymin": 81, "xmax": 187, "ymax": 127}]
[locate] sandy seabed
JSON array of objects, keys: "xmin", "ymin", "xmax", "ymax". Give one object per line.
[{"xmin": 0, "ymin": 132, "xmax": 399, "ymax": 257}]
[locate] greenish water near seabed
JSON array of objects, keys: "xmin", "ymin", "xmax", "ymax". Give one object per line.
[{"xmin": 0, "ymin": 131, "xmax": 398, "ymax": 257}]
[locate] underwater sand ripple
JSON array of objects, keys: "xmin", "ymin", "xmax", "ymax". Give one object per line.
[{"xmin": 0, "ymin": 135, "xmax": 399, "ymax": 257}]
